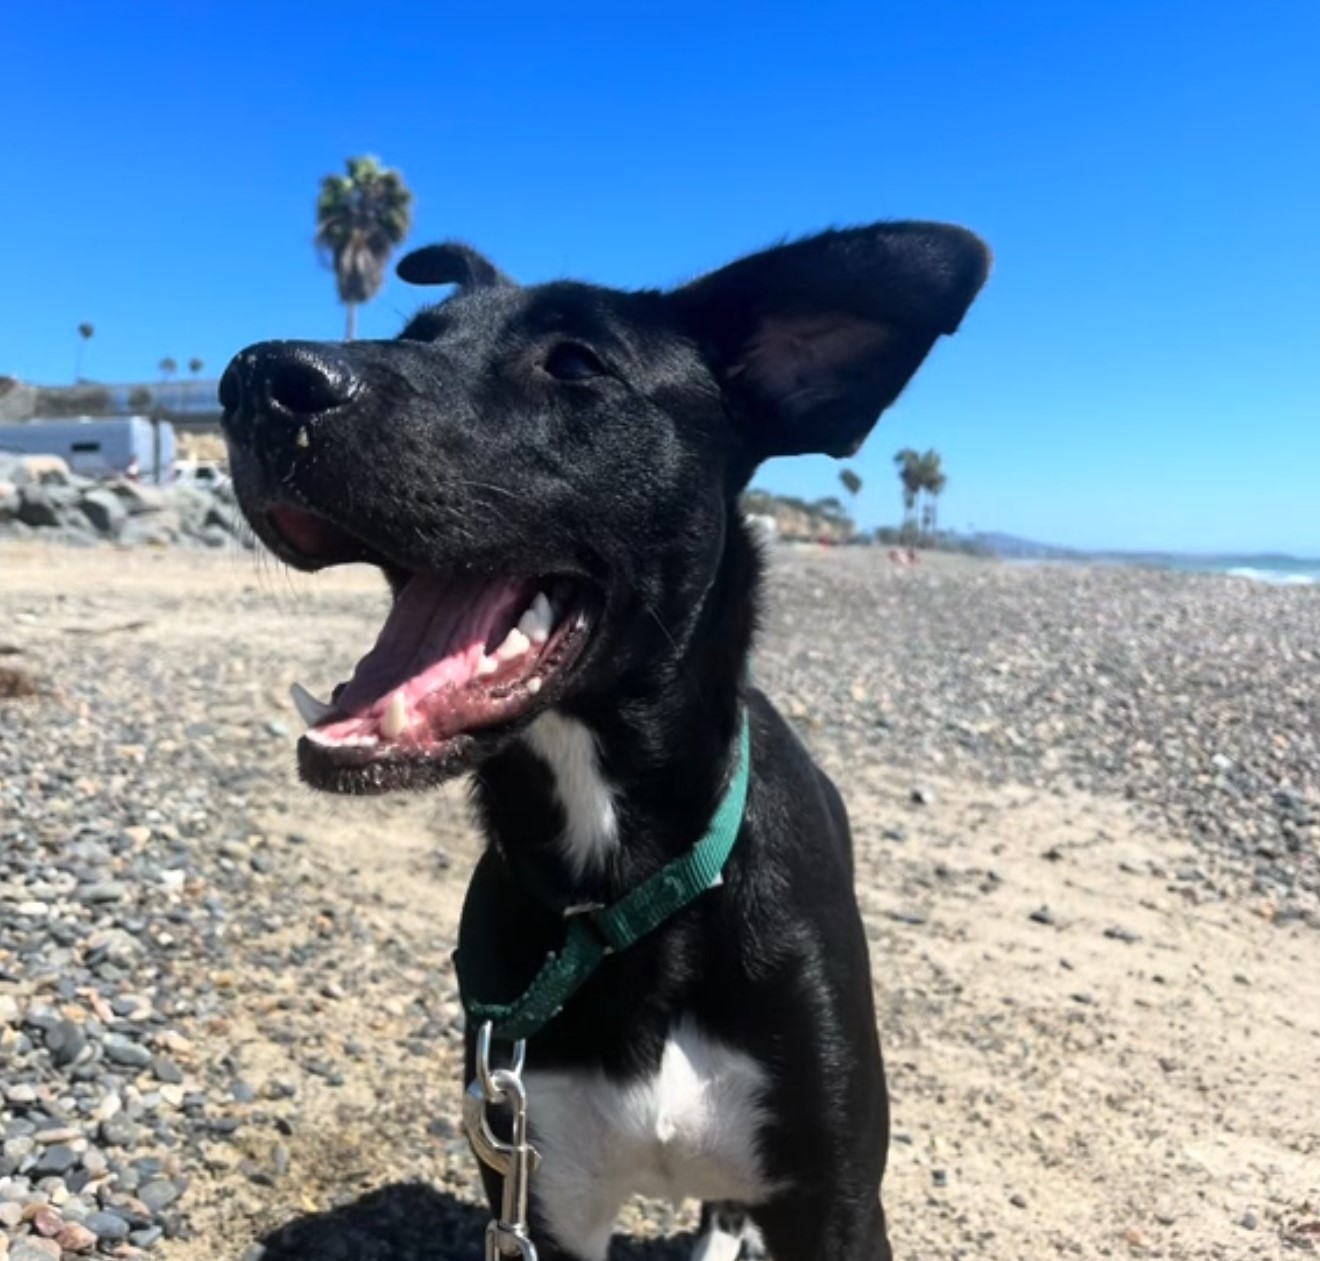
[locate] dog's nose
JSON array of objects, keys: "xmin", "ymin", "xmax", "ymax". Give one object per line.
[{"xmin": 219, "ymin": 341, "xmax": 360, "ymax": 438}]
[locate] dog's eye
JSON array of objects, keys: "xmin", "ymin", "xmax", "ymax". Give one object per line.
[{"xmin": 543, "ymin": 343, "xmax": 605, "ymax": 382}]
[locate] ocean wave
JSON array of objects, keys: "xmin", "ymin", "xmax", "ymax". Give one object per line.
[{"xmin": 1225, "ymin": 567, "xmax": 1319, "ymax": 586}]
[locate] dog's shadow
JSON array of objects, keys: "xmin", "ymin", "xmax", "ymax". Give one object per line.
[{"xmin": 256, "ymin": 1181, "xmax": 694, "ymax": 1260}]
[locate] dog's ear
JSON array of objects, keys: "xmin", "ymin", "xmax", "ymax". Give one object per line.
[
  {"xmin": 396, "ymin": 242, "xmax": 513, "ymax": 290},
  {"xmin": 672, "ymin": 222, "xmax": 989, "ymax": 461}
]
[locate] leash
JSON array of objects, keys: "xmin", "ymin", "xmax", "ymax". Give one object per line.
[
  {"xmin": 458, "ymin": 713, "xmax": 752, "ymax": 1258},
  {"xmin": 455, "ymin": 712, "xmax": 752, "ymax": 1042}
]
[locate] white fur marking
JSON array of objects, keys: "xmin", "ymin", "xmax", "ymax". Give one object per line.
[
  {"xmin": 525, "ymin": 712, "xmax": 618, "ymax": 877},
  {"xmin": 691, "ymin": 1220, "xmax": 752, "ymax": 1261},
  {"xmin": 523, "ymin": 1019, "xmax": 777, "ymax": 1261}
]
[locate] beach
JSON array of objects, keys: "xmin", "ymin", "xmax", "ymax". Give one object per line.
[{"xmin": 1, "ymin": 541, "xmax": 1317, "ymax": 1260}]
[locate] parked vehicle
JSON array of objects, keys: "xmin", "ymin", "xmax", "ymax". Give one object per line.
[
  {"xmin": 173, "ymin": 459, "xmax": 230, "ymax": 491},
  {"xmin": 0, "ymin": 416, "xmax": 176, "ymax": 484}
]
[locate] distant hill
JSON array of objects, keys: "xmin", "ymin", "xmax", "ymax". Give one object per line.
[{"xmin": 967, "ymin": 532, "xmax": 1084, "ymax": 560}]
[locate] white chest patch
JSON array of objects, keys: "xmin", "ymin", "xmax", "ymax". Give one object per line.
[
  {"xmin": 524, "ymin": 712, "xmax": 618, "ymax": 878},
  {"xmin": 523, "ymin": 1019, "xmax": 777, "ymax": 1261}
]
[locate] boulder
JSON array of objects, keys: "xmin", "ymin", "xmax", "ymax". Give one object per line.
[
  {"xmin": 16, "ymin": 485, "xmax": 64, "ymax": 528},
  {"xmin": 80, "ymin": 488, "xmax": 129, "ymax": 536}
]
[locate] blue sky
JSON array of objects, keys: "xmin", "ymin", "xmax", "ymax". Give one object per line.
[{"xmin": 4, "ymin": 1, "xmax": 1318, "ymax": 553}]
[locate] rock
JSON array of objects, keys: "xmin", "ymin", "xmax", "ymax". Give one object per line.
[
  {"xmin": 137, "ymin": 1179, "xmax": 182, "ymax": 1212},
  {"xmin": 16, "ymin": 486, "xmax": 63, "ymax": 528},
  {"xmin": 79, "ymin": 489, "xmax": 128, "ymax": 537},
  {"xmin": 78, "ymin": 880, "xmax": 128, "ymax": 905},
  {"xmin": 102, "ymin": 1034, "xmax": 152, "ymax": 1070},
  {"xmin": 150, "ymin": 1057, "xmax": 183, "ymax": 1085},
  {"xmin": 1028, "ymin": 906, "xmax": 1056, "ymax": 926},
  {"xmin": 9, "ymin": 1239, "xmax": 61, "ymax": 1261},
  {"xmin": 33, "ymin": 1125, "xmax": 79, "ymax": 1144},
  {"xmin": 55, "ymin": 1221, "xmax": 97, "ymax": 1253},
  {"xmin": 98, "ymin": 1116, "xmax": 141, "ymax": 1148},
  {"xmin": 30, "ymin": 1206, "xmax": 64, "ymax": 1237},
  {"xmin": 910, "ymin": 785, "xmax": 935, "ymax": 806},
  {"xmin": 44, "ymin": 1020, "xmax": 90, "ymax": 1068},
  {"xmin": 82, "ymin": 1210, "xmax": 131, "ymax": 1242},
  {"xmin": 30, "ymin": 1144, "xmax": 79, "ymax": 1177}
]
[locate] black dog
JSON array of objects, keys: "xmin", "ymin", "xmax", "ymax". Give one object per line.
[{"xmin": 219, "ymin": 222, "xmax": 989, "ymax": 1261}]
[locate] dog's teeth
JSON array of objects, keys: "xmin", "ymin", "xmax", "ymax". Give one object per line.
[
  {"xmin": 526, "ymin": 677, "xmax": 543, "ymax": 695},
  {"xmin": 305, "ymin": 729, "xmax": 378, "ymax": 750},
  {"xmin": 517, "ymin": 592, "xmax": 554, "ymax": 644},
  {"xmin": 476, "ymin": 655, "xmax": 499, "ymax": 677},
  {"xmin": 290, "ymin": 682, "xmax": 332, "ymax": 726},
  {"xmin": 380, "ymin": 691, "xmax": 408, "ymax": 740},
  {"xmin": 495, "ymin": 627, "xmax": 531, "ymax": 660}
]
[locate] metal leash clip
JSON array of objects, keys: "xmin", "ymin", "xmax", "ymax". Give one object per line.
[{"xmin": 462, "ymin": 1021, "xmax": 541, "ymax": 1261}]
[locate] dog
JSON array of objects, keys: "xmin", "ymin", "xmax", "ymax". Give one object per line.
[{"xmin": 218, "ymin": 221, "xmax": 989, "ymax": 1261}]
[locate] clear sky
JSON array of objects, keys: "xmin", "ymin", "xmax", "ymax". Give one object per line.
[{"xmin": 4, "ymin": 1, "xmax": 1318, "ymax": 553}]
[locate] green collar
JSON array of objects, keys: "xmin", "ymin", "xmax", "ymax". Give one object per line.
[{"xmin": 455, "ymin": 713, "xmax": 752, "ymax": 1043}]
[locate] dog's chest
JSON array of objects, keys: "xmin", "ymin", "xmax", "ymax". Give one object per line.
[{"xmin": 523, "ymin": 1019, "xmax": 774, "ymax": 1253}]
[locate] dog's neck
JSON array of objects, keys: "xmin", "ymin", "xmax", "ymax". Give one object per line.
[{"xmin": 471, "ymin": 516, "xmax": 760, "ymax": 909}]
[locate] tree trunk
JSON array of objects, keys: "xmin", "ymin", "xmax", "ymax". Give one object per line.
[{"xmin": 345, "ymin": 303, "xmax": 357, "ymax": 341}]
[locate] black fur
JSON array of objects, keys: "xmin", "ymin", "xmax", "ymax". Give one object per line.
[{"xmin": 218, "ymin": 221, "xmax": 990, "ymax": 1260}]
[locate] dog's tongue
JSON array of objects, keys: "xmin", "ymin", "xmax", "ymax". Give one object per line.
[{"xmin": 336, "ymin": 573, "xmax": 529, "ymax": 716}]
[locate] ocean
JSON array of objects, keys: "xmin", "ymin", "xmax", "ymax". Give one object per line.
[{"xmin": 1161, "ymin": 556, "xmax": 1320, "ymax": 585}]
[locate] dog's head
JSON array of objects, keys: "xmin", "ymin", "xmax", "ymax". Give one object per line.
[{"xmin": 220, "ymin": 223, "xmax": 989, "ymax": 793}]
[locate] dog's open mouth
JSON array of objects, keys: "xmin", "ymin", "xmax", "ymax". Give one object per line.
[{"xmin": 267, "ymin": 506, "xmax": 595, "ymax": 792}]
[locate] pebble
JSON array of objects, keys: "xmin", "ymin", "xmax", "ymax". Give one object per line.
[
  {"xmin": 79, "ymin": 880, "xmax": 128, "ymax": 904},
  {"xmin": 9, "ymin": 1239, "xmax": 60, "ymax": 1261},
  {"xmin": 137, "ymin": 1180, "xmax": 182, "ymax": 1213},
  {"xmin": 102, "ymin": 1035, "xmax": 152, "ymax": 1071},
  {"xmin": 55, "ymin": 1222, "xmax": 96, "ymax": 1253},
  {"xmin": 82, "ymin": 1210, "xmax": 130, "ymax": 1242},
  {"xmin": 98, "ymin": 1117, "xmax": 139, "ymax": 1149},
  {"xmin": 30, "ymin": 1146, "xmax": 79, "ymax": 1178}
]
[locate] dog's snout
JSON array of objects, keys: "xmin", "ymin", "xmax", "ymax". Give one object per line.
[
  {"xmin": 219, "ymin": 342, "xmax": 361, "ymax": 436},
  {"xmin": 265, "ymin": 349, "xmax": 358, "ymax": 415}
]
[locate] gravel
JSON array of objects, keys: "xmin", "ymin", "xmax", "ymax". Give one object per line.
[{"xmin": 756, "ymin": 550, "xmax": 1320, "ymax": 924}]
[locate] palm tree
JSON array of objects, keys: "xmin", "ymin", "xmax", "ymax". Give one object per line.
[
  {"xmin": 187, "ymin": 358, "xmax": 205, "ymax": 415},
  {"xmin": 315, "ymin": 155, "xmax": 414, "ymax": 340},
  {"xmin": 75, "ymin": 323, "xmax": 94, "ymax": 382},
  {"xmin": 894, "ymin": 449, "xmax": 923, "ymax": 537},
  {"xmin": 918, "ymin": 450, "xmax": 947, "ymax": 539}
]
